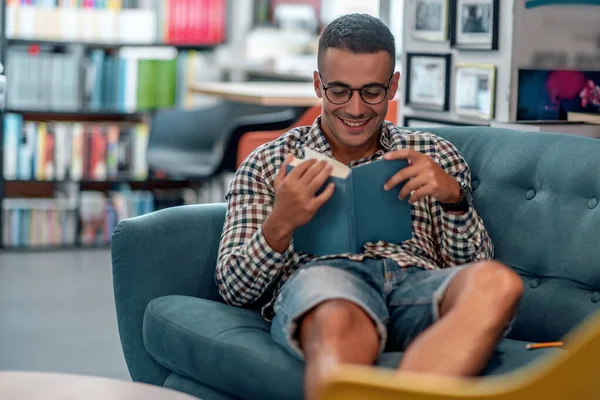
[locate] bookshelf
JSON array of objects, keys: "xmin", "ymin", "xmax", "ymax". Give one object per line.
[{"xmin": 0, "ymin": 0, "xmax": 229, "ymax": 250}]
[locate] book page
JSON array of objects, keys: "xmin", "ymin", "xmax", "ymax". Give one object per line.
[{"xmin": 289, "ymin": 147, "xmax": 350, "ymax": 178}]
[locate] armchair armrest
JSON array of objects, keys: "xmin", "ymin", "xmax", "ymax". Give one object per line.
[
  {"xmin": 321, "ymin": 310, "xmax": 600, "ymax": 400},
  {"xmin": 112, "ymin": 203, "xmax": 226, "ymax": 385},
  {"xmin": 320, "ymin": 366, "xmax": 484, "ymax": 400}
]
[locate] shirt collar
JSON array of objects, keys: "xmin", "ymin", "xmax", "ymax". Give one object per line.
[{"xmin": 302, "ymin": 116, "xmax": 393, "ymax": 162}]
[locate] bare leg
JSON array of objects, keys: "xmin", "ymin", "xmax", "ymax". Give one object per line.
[
  {"xmin": 299, "ymin": 299, "xmax": 380, "ymax": 400},
  {"xmin": 398, "ymin": 260, "xmax": 523, "ymax": 376}
]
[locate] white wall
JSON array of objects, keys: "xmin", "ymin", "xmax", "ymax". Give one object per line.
[
  {"xmin": 321, "ymin": 0, "xmax": 381, "ymax": 23},
  {"xmin": 390, "ymin": 0, "xmax": 405, "ymax": 57},
  {"xmin": 400, "ymin": 0, "xmax": 514, "ymax": 124}
]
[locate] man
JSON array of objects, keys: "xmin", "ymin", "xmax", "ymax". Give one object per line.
[
  {"xmin": 216, "ymin": 14, "xmax": 523, "ymax": 400},
  {"xmin": 462, "ymin": 5, "xmax": 487, "ymax": 33}
]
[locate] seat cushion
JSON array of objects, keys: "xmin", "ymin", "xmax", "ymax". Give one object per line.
[
  {"xmin": 144, "ymin": 296, "xmax": 304, "ymax": 400},
  {"xmin": 375, "ymin": 336, "xmax": 562, "ymax": 376},
  {"xmin": 144, "ymin": 295, "xmax": 563, "ymax": 400}
]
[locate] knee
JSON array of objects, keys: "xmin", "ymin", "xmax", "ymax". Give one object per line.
[
  {"xmin": 304, "ymin": 300, "xmax": 360, "ymax": 339},
  {"xmin": 299, "ymin": 300, "xmax": 378, "ymax": 351},
  {"xmin": 468, "ymin": 260, "xmax": 523, "ymax": 307}
]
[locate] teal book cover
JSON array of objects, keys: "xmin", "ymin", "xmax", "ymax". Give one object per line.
[{"xmin": 287, "ymin": 147, "xmax": 413, "ymax": 256}]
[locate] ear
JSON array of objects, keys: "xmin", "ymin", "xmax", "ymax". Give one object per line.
[
  {"xmin": 313, "ymin": 71, "xmax": 323, "ymax": 98},
  {"xmin": 388, "ymin": 71, "xmax": 400, "ymax": 100}
]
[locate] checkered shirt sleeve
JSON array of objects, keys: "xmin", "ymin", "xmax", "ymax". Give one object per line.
[
  {"xmin": 435, "ymin": 137, "xmax": 494, "ymax": 266},
  {"xmin": 215, "ymin": 146, "xmax": 293, "ymax": 306}
]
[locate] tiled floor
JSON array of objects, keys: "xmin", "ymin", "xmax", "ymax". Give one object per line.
[{"xmin": 0, "ymin": 249, "xmax": 130, "ymax": 380}]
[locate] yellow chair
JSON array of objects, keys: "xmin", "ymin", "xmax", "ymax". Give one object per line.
[{"xmin": 320, "ymin": 311, "xmax": 600, "ymax": 400}]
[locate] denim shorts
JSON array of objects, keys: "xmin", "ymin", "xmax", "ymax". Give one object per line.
[{"xmin": 270, "ymin": 257, "xmax": 465, "ymax": 360}]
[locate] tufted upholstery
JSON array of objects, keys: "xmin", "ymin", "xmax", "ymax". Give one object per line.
[{"xmin": 426, "ymin": 127, "xmax": 600, "ymax": 342}]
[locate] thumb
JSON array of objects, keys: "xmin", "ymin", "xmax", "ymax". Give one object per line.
[{"xmin": 276, "ymin": 154, "xmax": 294, "ymax": 185}]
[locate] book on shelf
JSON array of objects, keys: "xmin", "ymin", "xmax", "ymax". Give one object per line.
[
  {"xmin": 1, "ymin": 172, "xmax": 233, "ymax": 248},
  {"xmin": 1, "ymin": 185, "xmax": 217, "ymax": 248},
  {"xmin": 567, "ymin": 112, "xmax": 600, "ymax": 125},
  {"xmin": 79, "ymin": 188, "xmax": 155, "ymax": 246},
  {"xmin": 2, "ymin": 113, "xmax": 150, "ymax": 181},
  {"xmin": 6, "ymin": 47, "xmax": 80, "ymax": 111},
  {"xmin": 117, "ymin": 46, "xmax": 178, "ymax": 112},
  {"xmin": 0, "ymin": 188, "xmax": 154, "ymax": 248},
  {"xmin": 6, "ymin": 45, "xmax": 180, "ymax": 112},
  {"xmin": 2, "ymin": 197, "xmax": 78, "ymax": 248},
  {"xmin": 77, "ymin": 182, "xmax": 229, "ymax": 247},
  {"xmin": 286, "ymin": 147, "xmax": 413, "ymax": 257},
  {"xmin": 5, "ymin": 0, "xmax": 226, "ymax": 45}
]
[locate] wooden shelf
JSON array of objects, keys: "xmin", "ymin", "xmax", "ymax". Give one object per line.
[
  {"xmin": 5, "ymin": 178, "xmax": 194, "ymax": 184},
  {"xmin": 80, "ymin": 179, "xmax": 198, "ymax": 189},
  {"xmin": 7, "ymin": 39, "xmax": 221, "ymax": 51},
  {"xmin": 1, "ymin": 244, "xmax": 110, "ymax": 252},
  {"xmin": 3, "ymin": 179, "xmax": 196, "ymax": 198},
  {"xmin": 5, "ymin": 109, "xmax": 151, "ymax": 121},
  {"xmin": 189, "ymin": 81, "xmax": 320, "ymax": 107}
]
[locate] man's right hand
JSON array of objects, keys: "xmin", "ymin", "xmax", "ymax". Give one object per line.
[{"xmin": 263, "ymin": 154, "xmax": 335, "ymax": 253}]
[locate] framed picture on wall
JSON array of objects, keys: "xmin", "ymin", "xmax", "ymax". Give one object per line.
[
  {"xmin": 450, "ymin": 0, "xmax": 499, "ymax": 50},
  {"xmin": 413, "ymin": 0, "xmax": 449, "ymax": 42},
  {"xmin": 405, "ymin": 53, "xmax": 452, "ymax": 111},
  {"xmin": 454, "ymin": 64, "xmax": 496, "ymax": 120},
  {"xmin": 516, "ymin": 69, "xmax": 600, "ymax": 121}
]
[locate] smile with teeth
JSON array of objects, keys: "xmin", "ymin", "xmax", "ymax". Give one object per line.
[{"xmin": 341, "ymin": 118, "xmax": 370, "ymax": 127}]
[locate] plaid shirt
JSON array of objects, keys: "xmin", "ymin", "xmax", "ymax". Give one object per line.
[{"xmin": 216, "ymin": 117, "xmax": 493, "ymax": 320}]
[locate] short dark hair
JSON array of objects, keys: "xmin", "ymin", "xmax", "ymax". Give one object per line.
[{"xmin": 318, "ymin": 14, "xmax": 396, "ymax": 73}]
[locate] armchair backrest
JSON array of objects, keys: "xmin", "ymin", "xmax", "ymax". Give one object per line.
[{"xmin": 426, "ymin": 126, "xmax": 600, "ymax": 342}]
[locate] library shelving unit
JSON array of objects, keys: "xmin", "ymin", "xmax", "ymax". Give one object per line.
[{"xmin": 0, "ymin": 0, "xmax": 228, "ymax": 250}]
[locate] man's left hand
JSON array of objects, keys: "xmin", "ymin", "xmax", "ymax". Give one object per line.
[{"xmin": 383, "ymin": 149, "xmax": 460, "ymax": 204}]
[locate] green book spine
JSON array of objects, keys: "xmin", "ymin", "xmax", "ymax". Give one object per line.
[
  {"xmin": 154, "ymin": 59, "xmax": 177, "ymax": 109},
  {"xmin": 136, "ymin": 60, "xmax": 157, "ymax": 111}
]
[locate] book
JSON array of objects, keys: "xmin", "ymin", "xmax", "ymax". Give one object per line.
[
  {"xmin": 568, "ymin": 112, "xmax": 600, "ymax": 125},
  {"xmin": 287, "ymin": 147, "xmax": 413, "ymax": 257}
]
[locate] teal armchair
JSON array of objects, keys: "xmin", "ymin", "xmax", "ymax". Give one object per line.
[{"xmin": 113, "ymin": 127, "xmax": 600, "ymax": 400}]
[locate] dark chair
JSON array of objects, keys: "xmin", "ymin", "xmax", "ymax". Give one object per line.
[{"xmin": 147, "ymin": 101, "xmax": 303, "ymax": 180}]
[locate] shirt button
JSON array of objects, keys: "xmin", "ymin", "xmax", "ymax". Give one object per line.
[
  {"xmin": 529, "ymin": 277, "xmax": 540, "ymax": 288},
  {"xmin": 592, "ymin": 292, "xmax": 600, "ymax": 303},
  {"xmin": 588, "ymin": 198, "xmax": 598, "ymax": 209},
  {"xmin": 472, "ymin": 179, "xmax": 479, "ymax": 190},
  {"xmin": 526, "ymin": 189, "xmax": 536, "ymax": 200}
]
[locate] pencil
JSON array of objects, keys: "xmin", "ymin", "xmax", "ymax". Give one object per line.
[{"xmin": 525, "ymin": 342, "xmax": 563, "ymax": 350}]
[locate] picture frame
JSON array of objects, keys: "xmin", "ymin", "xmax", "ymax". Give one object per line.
[
  {"xmin": 516, "ymin": 69, "xmax": 600, "ymax": 121},
  {"xmin": 450, "ymin": 0, "xmax": 499, "ymax": 50},
  {"xmin": 403, "ymin": 116, "xmax": 477, "ymax": 128},
  {"xmin": 413, "ymin": 0, "xmax": 450, "ymax": 42},
  {"xmin": 405, "ymin": 53, "xmax": 452, "ymax": 111},
  {"xmin": 454, "ymin": 63, "xmax": 497, "ymax": 120}
]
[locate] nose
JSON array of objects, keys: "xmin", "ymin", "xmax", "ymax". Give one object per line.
[{"xmin": 346, "ymin": 91, "xmax": 368, "ymax": 117}]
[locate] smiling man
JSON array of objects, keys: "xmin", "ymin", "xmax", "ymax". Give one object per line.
[{"xmin": 216, "ymin": 13, "xmax": 523, "ymax": 400}]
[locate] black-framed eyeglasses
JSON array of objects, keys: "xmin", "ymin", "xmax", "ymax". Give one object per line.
[{"xmin": 319, "ymin": 73, "xmax": 393, "ymax": 105}]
